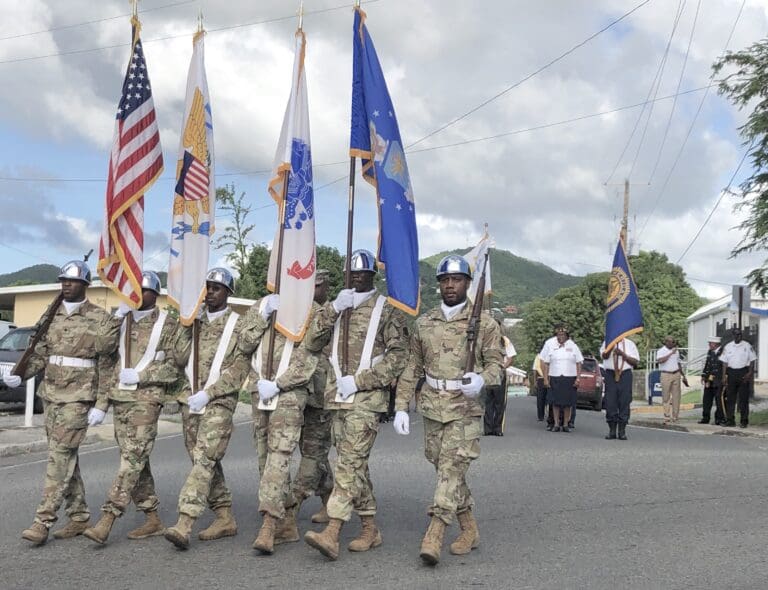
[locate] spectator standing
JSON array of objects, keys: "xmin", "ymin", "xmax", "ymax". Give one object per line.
[
  {"xmin": 656, "ymin": 336, "xmax": 689, "ymax": 424},
  {"xmin": 541, "ymin": 327, "xmax": 583, "ymax": 433}
]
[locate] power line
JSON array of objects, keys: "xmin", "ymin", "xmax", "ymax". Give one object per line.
[{"xmin": 405, "ymin": 0, "xmax": 652, "ymax": 149}]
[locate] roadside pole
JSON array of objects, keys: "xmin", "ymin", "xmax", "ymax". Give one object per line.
[{"xmin": 23, "ymin": 377, "xmax": 34, "ymax": 427}]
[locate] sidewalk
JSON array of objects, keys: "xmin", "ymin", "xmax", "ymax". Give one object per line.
[{"xmin": 0, "ymin": 402, "xmax": 254, "ymax": 458}]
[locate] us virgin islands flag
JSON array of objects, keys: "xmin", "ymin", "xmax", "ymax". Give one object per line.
[
  {"xmin": 267, "ymin": 29, "xmax": 316, "ymax": 341},
  {"xmin": 604, "ymin": 238, "xmax": 643, "ymax": 351},
  {"xmin": 350, "ymin": 6, "xmax": 419, "ymax": 315},
  {"xmin": 167, "ymin": 29, "xmax": 214, "ymax": 326}
]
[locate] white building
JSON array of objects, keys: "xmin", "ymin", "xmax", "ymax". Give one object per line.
[{"xmin": 686, "ymin": 294, "xmax": 768, "ymax": 381}]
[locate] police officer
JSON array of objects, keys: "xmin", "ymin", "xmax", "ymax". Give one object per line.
[
  {"xmin": 83, "ymin": 271, "xmax": 186, "ymax": 544},
  {"xmin": 699, "ymin": 336, "xmax": 725, "ymax": 425},
  {"xmin": 720, "ymin": 328, "xmax": 756, "ymax": 428},
  {"xmin": 304, "ymin": 249, "xmax": 409, "ymax": 561},
  {"xmin": 394, "ymin": 255, "xmax": 503, "ymax": 565},
  {"xmin": 3, "ymin": 260, "xmax": 120, "ymax": 545}
]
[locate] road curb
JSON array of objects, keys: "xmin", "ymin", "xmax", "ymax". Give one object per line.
[
  {"xmin": 631, "ymin": 419, "xmax": 768, "ymax": 438},
  {"xmin": 0, "ymin": 431, "xmax": 102, "ymax": 458}
]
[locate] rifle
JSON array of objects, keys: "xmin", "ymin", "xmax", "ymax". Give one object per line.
[
  {"xmin": 12, "ymin": 248, "xmax": 93, "ymax": 378},
  {"xmin": 464, "ymin": 249, "xmax": 490, "ymax": 379}
]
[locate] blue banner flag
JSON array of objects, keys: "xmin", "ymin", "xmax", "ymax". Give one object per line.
[
  {"xmin": 350, "ymin": 7, "xmax": 419, "ymax": 315},
  {"xmin": 604, "ymin": 238, "xmax": 644, "ymax": 351}
]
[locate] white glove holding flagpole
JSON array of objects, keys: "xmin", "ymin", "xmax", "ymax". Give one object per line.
[
  {"xmin": 115, "ymin": 302, "xmax": 132, "ymax": 319},
  {"xmin": 260, "ymin": 294, "xmax": 280, "ymax": 322},
  {"xmin": 3, "ymin": 374, "xmax": 22, "ymax": 388},
  {"xmin": 460, "ymin": 372, "xmax": 485, "ymax": 398},
  {"xmin": 393, "ymin": 411, "xmax": 410, "ymax": 435},
  {"xmin": 87, "ymin": 408, "xmax": 106, "ymax": 427},
  {"xmin": 120, "ymin": 368, "xmax": 140, "ymax": 385},
  {"xmin": 188, "ymin": 390, "xmax": 210, "ymax": 413},
  {"xmin": 332, "ymin": 289, "xmax": 355, "ymax": 314},
  {"xmin": 258, "ymin": 379, "xmax": 280, "ymax": 402},
  {"xmin": 337, "ymin": 375, "xmax": 358, "ymax": 399}
]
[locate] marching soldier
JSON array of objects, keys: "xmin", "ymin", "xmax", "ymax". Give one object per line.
[
  {"xmin": 699, "ymin": 336, "xmax": 725, "ymax": 425},
  {"xmin": 393, "ymin": 255, "xmax": 503, "ymax": 565},
  {"xmin": 83, "ymin": 271, "xmax": 186, "ymax": 544},
  {"xmin": 304, "ymin": 249, "xmax": 409, "ymax": 561},
  {"xmin": 3, "ymin": 260, "xmax": 120, "ymax": 545},
  {"xmin": 164, "ymin": 268, "xmax": 252, "ymax": 549}
]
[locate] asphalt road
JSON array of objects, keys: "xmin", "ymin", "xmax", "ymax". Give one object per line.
[{"xmin": 1, "ymin": 396, "xmax": 767, "ymax": 590}]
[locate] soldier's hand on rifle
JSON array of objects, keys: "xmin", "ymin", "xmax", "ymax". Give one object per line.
[
  {"xmin": 260, "ymin": 294, "xmax": 280, "ymax": 321},
  {"xmin": 460, "ymin": 372, "xmax": 484, "ymax": 398},
  {"xmin": 120, "ymin": 368, "xmax": 140, "ymax": 385},
  {"xmin": 332, "ymin": 289, "xmax": 355, "ymax": 314},
  {"xmin": 3, "ymin": 374, "xmax": 22, "ymax": 388},
  {"xmin": 257, "ymin": 379, "xmax": 280, "ymax": 402},
  {"xmin": 188, "ymin": 390, "xmax": 210, "ymax": 412},
  {"xmin": 115, "ymin": 302, "xmax": 132, "ymax": 319},
  {"xmin": 87, "ymin": 408, "xmax": 106, "ymax": 427},
  {"xmin": 337, "ymin": 375, "xmax": 358, "ymax": 399},
  {"xmin": 393, "ymin": 410, "xmax": 410, "ymax": 435}
]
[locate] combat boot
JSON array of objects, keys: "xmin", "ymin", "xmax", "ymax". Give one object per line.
[
  {"xmin": 164, "ymin": 514, "xmax": 196, "ymax": 550},
  {"xmin": 311, "ymin": 493, "xmax": 330, "ymax": 524},
  {"xmin": 618, "ymin": 423, "xmax": 628, "ymax": 440},
  {"xmin": 83, "ymin": 512, "xmax": 117, "ymax": 545},
  {"xmin": 304, "ymin": 518, "xmax": 343, "ymax": 561},
  {"xmin": 449, "ymin": 510, "xmax": 479, "ymax": 555},
  {"xmin": 348, "ymin": 515, "xmax": 382, "ymax": 552},
  {"xmin": 52, "ymin": 519, "xmax": 90, "ymax": 539},
  {"xmin": 419, "ymin": 517, "xmax": 446, "ymax": 566},
  {"xmin": 198, "ymin": 506, "xmax": 238, "ymax": 541},
  {"xmin": 274, "ymin": 506, "xmax": 300, "ymax": 545},
  {"xmin": 127, "ymin": 510, "xmax": 165, "ymax": 539},
  {"xmin": 21, "ymin": 522, "xmax": 49, "ymax": 545},
  {"xmin": 605, "ymin": 423, "xmax": 617, "ymax": 440},
  {"xmin": 252, "ymin": 514, "xmax": 278, "ymax": 555}
]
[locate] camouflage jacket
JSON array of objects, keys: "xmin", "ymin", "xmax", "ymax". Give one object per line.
[
  {"xmin": 108, "ymin": 308, "xmax": 187, "ymax": 405},
  {"xmin": 175, "ymin": 307, "xmax": 245, "ymax": 411},
  {"xmin": 21, "ymin": 299, "xmax": 120, "ymax": 410},
  {"xmin": 305, "ymin": 293, "xmax": 409, "ymax": 413},
  {"xmin": 308, "ymin": 301, "xmax": 331, "ymax": 409},
  {"xmin": 395, "ymin": 305, "xmax": 503, "ymax": 423}
]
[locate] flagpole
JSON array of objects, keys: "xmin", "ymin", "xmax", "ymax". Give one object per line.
[
  {"xmin": 192, "ymin": 318, "xmax": 200, "ymax": 391},
  {"xmin": 484, "ymin": 223, "xmax": 492, "ymax": 314},
  {"xmin": 266, "ymin": 166, "xmax": 290, "ymax": 381}
]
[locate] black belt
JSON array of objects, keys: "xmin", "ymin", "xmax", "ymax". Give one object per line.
[{"xmin": 661, "ymin": 370, "xmax": 679, "ymax": 374}]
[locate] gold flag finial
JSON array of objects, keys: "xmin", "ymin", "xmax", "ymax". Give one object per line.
[
  {"xmin": 130, "ymin": 0, "xmax": 139, "ymax": 18},
  {"xmin": 298, "ymin": 0, "xmax": 304, "ymax": 31}
]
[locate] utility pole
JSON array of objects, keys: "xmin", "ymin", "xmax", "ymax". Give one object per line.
[{"xmin": 620, "ymin": 178, "xmax": 629, "ymax": 248}]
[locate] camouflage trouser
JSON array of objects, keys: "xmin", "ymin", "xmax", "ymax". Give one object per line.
[
  {"xmin": 326, "ymin": 409, "xmax": 379, "ymax": 522},
  {"xmin": 287, "ymin": 405, "xmax": 334, "ymax": 507},
  {"xmin": 178, "ymin": 404, "xmax": 234, "ymax": 518},
  {"xmin": 253, "ymin": 390, "xmax": 307, "ymax": 519},
  {"xmin": 424, "ymin": 415, "xmax": 482, "ymax": 525},
  {"xmin": 35, "ymin": 401, "xmax": 90, "ymax": 526},
  {"xmin": 101, "ymin": 401, "xmax": 162, "ymax": 516}
]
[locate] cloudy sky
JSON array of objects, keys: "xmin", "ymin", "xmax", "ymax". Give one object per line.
[{"xmin": 0, "ymin": 0, "xmax": 766, "ymax": 300}]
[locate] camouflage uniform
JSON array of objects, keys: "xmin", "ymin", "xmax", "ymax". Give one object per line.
[
  {"xmin": 101, "ymin": 309, "xmax": 187, "ymax": 517},
  {"xmin": 305, "ymin": 293, "xmax": 409, "ymax": 522},
  {"xmin": 18, "ymin": 299, "xmax": 120, "ymax": 527},
  {"xmin": 396, "ymin": 306, "xmax": 502, "ymax": 524},
  {"xmin": 174, "ymin": 307, "xmax": 248, "ymax": 519}
]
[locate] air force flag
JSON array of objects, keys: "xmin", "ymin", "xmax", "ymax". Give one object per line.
[
  {"xmin": 604, "ymin": 238, "xmax": 643, "ymax": 351},
  {"xmin": 350, "ymin": 7, "xmax": 419, "ymax": 315}
]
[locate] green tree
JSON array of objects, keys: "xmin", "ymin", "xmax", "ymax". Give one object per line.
[
  {"xmin": 212, "ymin": 183, "xmax": 255, "ymax": 279},
  {"xmin": 713, "ymin": 42, "xmax": 768, "ymax": 293}
]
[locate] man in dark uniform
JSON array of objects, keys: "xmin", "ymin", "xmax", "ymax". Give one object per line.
[{"xmin": 699, "ymin": 336, "xmax": 725, "ymax": 425}]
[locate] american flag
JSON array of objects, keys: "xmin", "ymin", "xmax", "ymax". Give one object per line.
[{"xmin": 98, "ymin": 18, "xmax": 163, "ymax": 306}]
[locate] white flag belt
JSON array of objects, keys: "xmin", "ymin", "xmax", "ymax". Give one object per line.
[
  {"xmin": 185, "ymin": 311, "xmax": 240, "ymax": 391},
  {"xmin": 120, "ymin": 311, "xmax": 168, "ymax": 373}
]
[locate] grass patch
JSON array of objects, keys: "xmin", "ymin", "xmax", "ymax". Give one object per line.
[
  {"xmin": 744, "ymin": 409, "xmax": 768, "ymax": 426},
  {"xmin": 681, "ymin": 389, "xmax": 702, "ymax": 405}
]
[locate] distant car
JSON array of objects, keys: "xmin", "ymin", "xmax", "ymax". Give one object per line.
[
  {"xmin": 576, "ymin": 355, "xmax": 603, "ymax": 411},
  {"xmin": 0, "ymin": 327, "xmax": 44, "ymax": 413}
]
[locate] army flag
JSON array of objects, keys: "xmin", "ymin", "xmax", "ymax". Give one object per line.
[
  {"xmin": 604, "ymin": 238, "xmax": 643, "ymax": 351},
  {"xmin": 267, "ymin": 30, "xmax": 316, "ymax": 341},
  {"xmin": 350, "ymin": 6, "xmax": 419, "ymax": 315},
  {"xmin": 167, "ymin": 30, "xmax": 215, "ymax": 326},
  {"xmin": 98, "ymin": 16, "xmax": 163, "ymax": 307},
  {"xmin": 465, "ymin": 230, "xmax": 494, "ymax": 303}
]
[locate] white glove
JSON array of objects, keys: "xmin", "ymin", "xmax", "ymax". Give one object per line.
[
  {"xmin": 257, "ymin": 379, "xmax": 280, "ymax": 402},
  {"xmin": 332, "ymin": 289, "xmax": 355, "ymax": 313},
  {"xmin": 3, "ymin": 374, "xmax": 22, "ymax": 388},
  {"xmin": 393, "ymin": 410, "xmax": 410, "ymax": 435},
  {"xmin": 87, "ymin": 408, "xmax": 106, "ymax": 427},
  {"xmin": 460, "ymin": 372, "xmax": 485, "ymax": 398},
  {"xmin": 187, "ymin": 390, "xmax": 210, "ymax": 413},
  {"xmin": 260, "ymin": 294, "xmax": 280, "ymax": 321},
  {"xmin": 119, "ymin": 368, "xmax": 140, "ymax": 385},
  {"xmin": 115, "ymin": 302, "xmax": 132, "ymax": 318},
  {"xmin": 337, "ymin": 375, "xmax": 358, "ymax": 400}
]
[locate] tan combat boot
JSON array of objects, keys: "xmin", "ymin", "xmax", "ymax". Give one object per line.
[
  {"xmin": 83, "ymin": 513, "xmax": 117, "ymax": 545},
  {"xmin": 311, "ymin": 493, "xmax": 330, "ymax": 524},
  {"xmin": 348, "ymin": 515, "xmax": 382, "ymax": 552},
  {"xmin": 449, "ymin": 509, "xmax": 479, "ymax": 555},
  {"xmin": 52, "ymin": 519, "xmax": 90, "ymax": 539},
  {"xmin": 163, "ymin": 514, "xmax": 196, "ymax": 550},
  {"xmin": 304, "ymin": 518, "xmax": 343, "ymax": 561},
  {"xmin": 252, "ymin": 514, "xmax": 278, "ymax": 555},
  {"xmin": 127, "ymin": 510, "xmax": 165, "ymax": 539},
  {"xmin": 419, "ymin": 517, "xmax": 447, "ymax": 566},
  {"xmin": 21, "ymin": 522, "xmax": 49, "ymax": 545},
  {"xmin": 198, "ymin": 506, "xmax": 238, "ymax": 541},
  {"xmin": 274, "ymin": 506, "xmax": 300, "ymax": 545}
]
